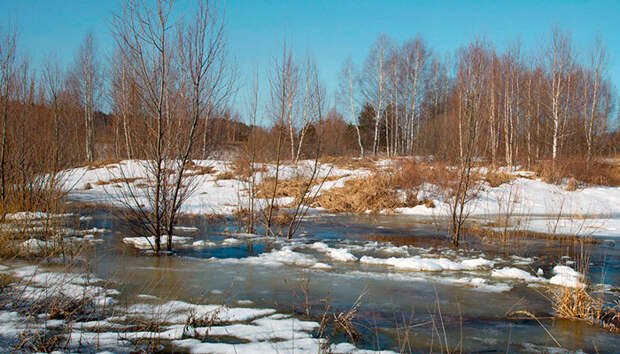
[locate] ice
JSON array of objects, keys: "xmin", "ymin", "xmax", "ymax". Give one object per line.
[
  {"xmin": 310, "ymin": 241, "xmax": 358, "ymax": 262},
  {"xmin": 359, "ymin": 255, "xmax": 494, "ymax": 272},
  {"xmin": 5, "ymin": 211, "xmax": 74, "ymax": 220},
  {"xmin": 192, "ymin": 240, "xmax": 217, "ymax": 247},
  {"xmin": 122, "ymin": 235, "xmax": 193, "ymax": 249},
  {"xmin": 491, "ymin": 267, "xmax": 541, "ymax": 282},
  {"xmin": 549, "ymin": 265, "xmax": 586, "ymax": 288}
]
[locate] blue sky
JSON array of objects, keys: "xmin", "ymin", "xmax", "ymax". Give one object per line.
[{"xmin": 2, "ymin": 0, "xmax": 619, "ymax": 113}]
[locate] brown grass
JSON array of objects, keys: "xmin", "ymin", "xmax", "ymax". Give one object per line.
[
  {"xmin": 312, "ymin": 174, "xmax": 433, "ymax": 213},
  {"xmin": 231, "ymin": 156, "xmax": 268, "ymax": 179},
  {"xmin": 319, "ymin": 156, "xmax": 382, "ymax": 171},
  {"xmin": 484, "ymin": 171, "xmax": 514, "ymax": 187},
  {"xmin": 87, "ymin": 158, "xmax": 122, "ymax": 170},
  {"xmin": 267, "ymin": 206, "xmax": 294, "ymax": 226},
  {"xmin": 255, "ymin": 177, "xmax": 314, "ymax": 199},
  {"xmin": 183, "ymin": 163, "xmax": 215, "ymax": 177},
  {"xmin": 534, "ymin": 158, "xmax": 620, "ymax": 186},
  {"xmin": 463, "ymin": 224, "xmax": 599, "ymax": 244},
  {"xmin": 552, "ymin": 287, "xmax": 619, "ymax": 333},
  {"xmin": 93, "ymin": 177, "xmax": 140, "ymax": 186},
  {"xmin": 214, "ymin": 171, "xmax": 236, "ymax": 180}
]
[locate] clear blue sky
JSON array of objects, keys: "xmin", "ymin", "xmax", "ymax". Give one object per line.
[{"xmin": 2, "ymin": 0, "xmax": 619, "ymax": 114}]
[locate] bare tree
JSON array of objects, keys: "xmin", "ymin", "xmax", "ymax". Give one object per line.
[
  {"xmin": 164, "ymin": 0, "xmax": 231, "ymax": 250},
  {"xmin": 337, "ymin": 57, "xmax": 364, "ymax": 157},
  {"xmin": 449, "ymin": 42, "xmax": 487, "ymax": 247},
  {"xmin": 74, "ymin": 32, "xmax": 100, "ymax": 163},
  {"xmin": 110, "ymin": 45, "xmax": 137, "ymax": 159},
  {"xmin": 583, "ymin": 36, "xmax": 607, "ymax": 165},
  {"xmin": 265, "ymin": 40, "xmax": 295, "ymax": 235},
  {"xmin": 402, "ymin": 36, "xmax": 429, "ymax": 154},
  {"xmin": 360, "ymin": 34, "xmax": 390, "ymax": 155},
  {"xmin": 0, "ymin": 24, "xmax": 16, "ymax": 203},
  {"xmin": 546, "ymin": 27, "xmax": 573, "ymax": 166},
  {"xmin": 294, "ymin": 54, "xmax": 319, "ymax": 163}
]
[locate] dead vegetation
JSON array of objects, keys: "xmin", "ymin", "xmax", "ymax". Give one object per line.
[
  {"xmin": 183, "ymin": 162, "xmax": 216, "ymax": 177},
  {"xmin": 87, "ymin": 158, "xmax": 122, "ymax": 170},
  {"xmin": 214, "ymin": 171, "xmax": 236, "ymax": 180},
  {"xmin": 551, "ymin": 287, "xmax": 619, "ymax": 333},
  {"xmin": 93, "ymin": 177, "xmax": 141, "ymax": 186},
  {"xmin": 313, "ymin": 175, "xmax": 404, "ymax": 213},
  {"xmin": 484, "ymin": 171, "xmax": 514, "ymax": 187},
  {"xmin": 255, "ymin": 177, "xmax": 316, "ymax": 199},
  {"xmin": 534, "ymin": 158, "xmax": 620, "ymax": 186},
  {"xmin": 319, "ymin": 156, "xmax": 382, "ymax": 171},
  {"xmin": 311, "ymin": 160, "xmax": 440, "ymax": 214}
]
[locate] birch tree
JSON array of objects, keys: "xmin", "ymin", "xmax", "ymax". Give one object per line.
[
  {"xmin": 0, "ymin": 25, "xmax": 16, "ymax": 202},
  {"xmin": 337, "ymin": 57, "xmax": 364, "ymax": 157},
  {"xmin": 74, "ymin": 32, "xmax": 100, "ymax": 163},
  {"xmin": 547, "ymin": 28, "xmax": 573, "ymax": 165},
  {"xmin": 360, "ymin": 34, "xmax": 390, "ymax": 155}
]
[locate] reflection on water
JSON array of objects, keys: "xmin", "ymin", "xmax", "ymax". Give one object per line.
[{"xmin": 81, "ymin": 207, "xmax": 620, "ymax": 352}]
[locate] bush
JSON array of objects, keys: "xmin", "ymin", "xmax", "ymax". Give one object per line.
[{"xmin": 535, "ymin": 158, "xmax": 620, "ymax": 186}]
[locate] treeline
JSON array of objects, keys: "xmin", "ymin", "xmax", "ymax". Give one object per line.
[
  {"xmin": 341, "ymin": 30, "xmax": 617, "ymax": 167},
  {"xmin": 0, "ymin": 7, "xmax": 619, "ymax": 205}
]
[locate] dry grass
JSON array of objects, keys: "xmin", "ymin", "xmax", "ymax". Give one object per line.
[
  {"xmin": 534, "ymin": 158, "xmax": 620, "ymax": 186},
  {"xmin": 463, "ymin": 224, "xmax": 598, "ymax": 244},
  {"xmin": 484, "ymin": 171, "xmax": 514, "ymax": 187},
  {"xmin": 333, "ymin": 289, "xmax": 367, "ymax": 343},
  {"xmin": 183, "ymin": 163, "xmax": 215, "ymax": 177},
  {"xmin": 552, "ymin": 287, "xmax": 619, "ymax": 333},
  {"xmin": 266, "ymin": 206, "xmax": 294, "ymax": 226},
  {"xmin": 231, "ymin": 156, "xmax": 268, "ymax": 179},
  {"xmin": 255, "ymin": 177, "xmax": 314, "ymax": 199},
  {"xmin": 319, "ymin": 156, "xmax": 382, "ymax": 171},
  {"xmin": 312, "ymin": 174, "xmax": 433, "ymax": 213},
  {"xmin": 214, "ymin": 171, "xmax": 236, "ymax": 180},
  {"xmin": 87, "ymin": 158, "xmax": 122, "ymax": 170},
  {"xmin": 93, "ymin": 177, "xmax": 140, "ymax": 186}
]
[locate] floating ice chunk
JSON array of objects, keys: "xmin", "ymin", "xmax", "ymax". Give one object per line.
[
  {"xmin": 360, "ymin": 255, "xmax": 493, "ymax": 272},
  {"xmin": 549, "ymin": 265, "xmax": 585, "ymax": 288},
  {"xmin": 173, "ymin": 226, "xmax": 199, "ymax": 233},
  {"xmin": 310, "ymin": 242, "xmax": 357, "ymax": 262},
  {"xmin": 461, "ymin": 257, "xmax": 495, "ymax": 269},
  {"xmin": 311, "ymin": 262, "xmax": 332, "ymax": 269},
  {"xmin": 122, "ymin": 235, "xmax": 193, "ymax": 249},
  {"xmin": 491, "ymin": 267, "xmax": 540, "ymax": 282},
  {"xmin": 192, "ymin": 240, "xmax": 216, "ymax": 247},
  {"xmin": 254, "ymin": 246, "xmax": 317, "ymax": 267},
  {"xmin": 5, "ymin": 211, "xmax": 73, "ymax": 220},
  {"xmin": 222, "ymin": 237, "xmax": 242, "ymax": 245}
]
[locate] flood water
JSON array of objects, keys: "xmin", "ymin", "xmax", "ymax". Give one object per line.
[{"xmin": 77, "ymin": 205, "xmax": 620, "ymax": 352}]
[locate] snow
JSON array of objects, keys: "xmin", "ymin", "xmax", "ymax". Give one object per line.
[
  {"xmin": 491, "ymin": 267, "xmax": 541, "ymax": 282},
  {"xmin": 359, "ymin": 255, "xmax": 494, "ymax": 272},
  {"xmin": 394, "ymin": 174, "xmax": 620, "ymax": 238},
  {"xmin": 5, "ymin": 211, "xmax": 74, "ymax": 220},
  {"xmin": 310, "ymin": 241, "xmax": 358, "ymax": 262},
  {"xmin": 60, "ymin": 159, "xmax": 620, "ymax": 238},
  {"xmin": 549, "ymin": 265, "xmax": 586, "ymax": 288},
  {"xmin": 122, "ymin": 235, "xmax": 194, "ymax": 249},
  {"xmin": 63, "ymin": 159, "xmax": 364, "ymax": 216}
]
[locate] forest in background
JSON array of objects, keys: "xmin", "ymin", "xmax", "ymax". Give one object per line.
[{"xmin": 0, "ymin": 0, "xmax": 619, "ymax": 216}]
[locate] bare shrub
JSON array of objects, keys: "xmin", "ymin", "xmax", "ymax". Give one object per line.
[{"xmin": 535, "ymin": 158, "xmax": 620, "ymax": 186}]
